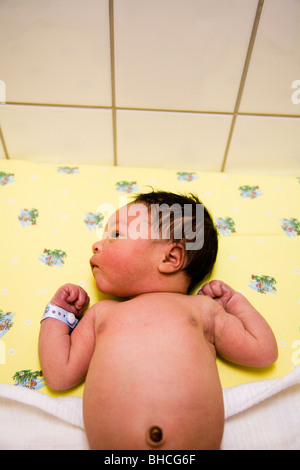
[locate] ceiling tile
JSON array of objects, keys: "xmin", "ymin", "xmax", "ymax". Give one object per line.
[
  {"xmin": 114, "ymin": 0, "xmax": 258, "ymax": 112},
  {"xmin": 0, "ymin": 0, "xmax": 111, "ymax": 106}
]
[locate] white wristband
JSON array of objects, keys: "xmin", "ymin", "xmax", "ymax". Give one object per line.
[{"xmin": 41, "ymin": 303, "xmax": 78, "ymax": 330}]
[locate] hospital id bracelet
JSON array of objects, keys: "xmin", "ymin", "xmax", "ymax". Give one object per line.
[{"xmin": 41, "ymin": 303, "xmax": 79, "ymax": 330}]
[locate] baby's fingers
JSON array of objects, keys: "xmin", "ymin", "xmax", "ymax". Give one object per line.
[
  {"xmin": 197, "ymin": 283, "xmax": 212, "ymax": 297},
  {"xmin": 64, "ymin": 284, "xmax": 79, "ymax": 303},
  {"xmin": 60, "ymin": 284, "xmax": 89, "ymax": 314},
  {"xmin": 74, "ymin": 290, "xmax": 90, "ymax": 313},
  {"xmin": 198, "ymin": 280, "xmax": 222, "ymax": 298}
]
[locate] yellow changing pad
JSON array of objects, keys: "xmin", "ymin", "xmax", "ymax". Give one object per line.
[{"xmin": 0, "ymin": 160, "xmax": 299, "ymax": 398}]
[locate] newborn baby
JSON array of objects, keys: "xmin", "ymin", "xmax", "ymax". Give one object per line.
[{"xmin": 39, "ymin": 191, "xmax": 278, "ymax": 449}]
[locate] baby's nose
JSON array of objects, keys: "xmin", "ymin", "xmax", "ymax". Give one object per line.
[{"xmin": 92, "ymin": 240, "xmax": 103, "ymax": 253}]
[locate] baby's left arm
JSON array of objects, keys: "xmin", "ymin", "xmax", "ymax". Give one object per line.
[
  {"xmin": 38, "ymin": 284, "xmax": 96, "ymax": 390},
  {"xmin": 199, "ymin": 280, "xmax": 278, "ymax": 367}
]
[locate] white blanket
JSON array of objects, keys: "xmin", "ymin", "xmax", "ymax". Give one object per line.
[
  {"xmin": 0, "ymin": 368, "xmax": 300, "ymax": 450},
  {"xmin": 222, "ymin": 367, "xmax": 300, "ymax": 449}
]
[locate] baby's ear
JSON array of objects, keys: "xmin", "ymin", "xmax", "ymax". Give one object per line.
[{"xmin": 158, "ymin": 243, "xmax": 185, "ymax": 274}]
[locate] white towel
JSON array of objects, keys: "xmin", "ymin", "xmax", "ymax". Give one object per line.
[
  {"xmin": 222, "ymin": 367, "xmax": 300, "ymax": 450},
  {"xmin": 0, "ymin": 383, "xmax": 84, "ymax": 429},
  {"xmin": 223, "ymin": 366, "xmax": 300, "ymax": 419},
  {"xmin": 0, "ymin": 368, "xmax": 300, "ymax": 449}
]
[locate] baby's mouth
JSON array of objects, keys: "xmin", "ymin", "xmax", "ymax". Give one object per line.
[
  {"xmin": 90, "ymin": 258, "xmax": 99, "ymax": 271},
  {"xmin": 90, "ymin": 263, "xmax": 101, "ymax": 277}
]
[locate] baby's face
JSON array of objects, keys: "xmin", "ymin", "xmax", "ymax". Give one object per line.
[{"xmin": 90, "ymin": 204, "xmax": 165, "ymax": 297}]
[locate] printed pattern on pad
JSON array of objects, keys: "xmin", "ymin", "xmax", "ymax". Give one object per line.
[{"xmin": 0, "ymin": 161, "xmax": 299, "ymax": 394}]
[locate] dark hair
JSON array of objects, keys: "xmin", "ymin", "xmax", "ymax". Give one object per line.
[{"xmin": 132, "ymin": 190, "xmax": 218, "ymax": 292}]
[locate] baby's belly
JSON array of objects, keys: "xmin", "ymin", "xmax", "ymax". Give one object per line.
[{"xmin": 83, "ymin": 307, "xmax": 223, "ymax": 449}]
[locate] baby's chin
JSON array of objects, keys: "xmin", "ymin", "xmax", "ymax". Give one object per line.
[
  {"xmin": 94, "ymin": 274, "xmax": 158, "ymax": 299},
  {"xmin": 95, "ymin": 282, "xmax": 131, "ymax": 300},
  {"xmin": 98, "ymin": 285, "xmax": 148, "ymax": 300}
]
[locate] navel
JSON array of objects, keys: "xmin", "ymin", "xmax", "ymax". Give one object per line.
[{"xmin": 147, "ymin": 426, "xmax": 164, "ymax": 447}]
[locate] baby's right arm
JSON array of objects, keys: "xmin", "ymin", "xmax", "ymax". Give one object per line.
[
  {"xmin": 38, "ymin": 284, "xmax": 96, "ymax": 390},
  {"xmin": 198, "ymin": 280, "xmax": 278, "ymax": 368}
]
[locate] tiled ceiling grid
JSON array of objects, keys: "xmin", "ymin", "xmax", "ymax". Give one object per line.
[{"xmin": 0, "ymin": 0, "xmax": 299, "ymax": 173}]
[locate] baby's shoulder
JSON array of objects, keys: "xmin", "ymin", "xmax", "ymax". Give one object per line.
[
  {"xmin": 89, "ymin": 299, "xmax": 120, "ymax": 329},
  {"xmin": 187, "ymin": 292, "xmax": 217, "ymax": 309},
  {"xmin": 187, "ymin": 293, "xmax": 222, "ymax": 329},
  {"xmin": 87, "ymin": 298, "xmax": 119, "ymax": 320},
  {"xmin": 93, "ymin": 298, "xmax": 119, "ymax": 313}
]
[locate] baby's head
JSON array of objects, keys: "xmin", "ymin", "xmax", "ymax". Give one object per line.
[
  {"xmin": 91, "ymin": 190, "xmax": 218, "ymax": 297},
  {"xmin": 132, "ymin": 190, "xmax": 218, "ymax": 293}
]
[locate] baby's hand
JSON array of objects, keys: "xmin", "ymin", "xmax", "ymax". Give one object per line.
[
  {"xmin": 198, "ymin": 280, "xmax": 236, "ymax": 311},
  {"xmin": 50, "ymin": 283, "xmax": 90, "ymax": 317},
  {"xmin": 199, "ymin": 280, "xmax": 278, "ymax": 367}
]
